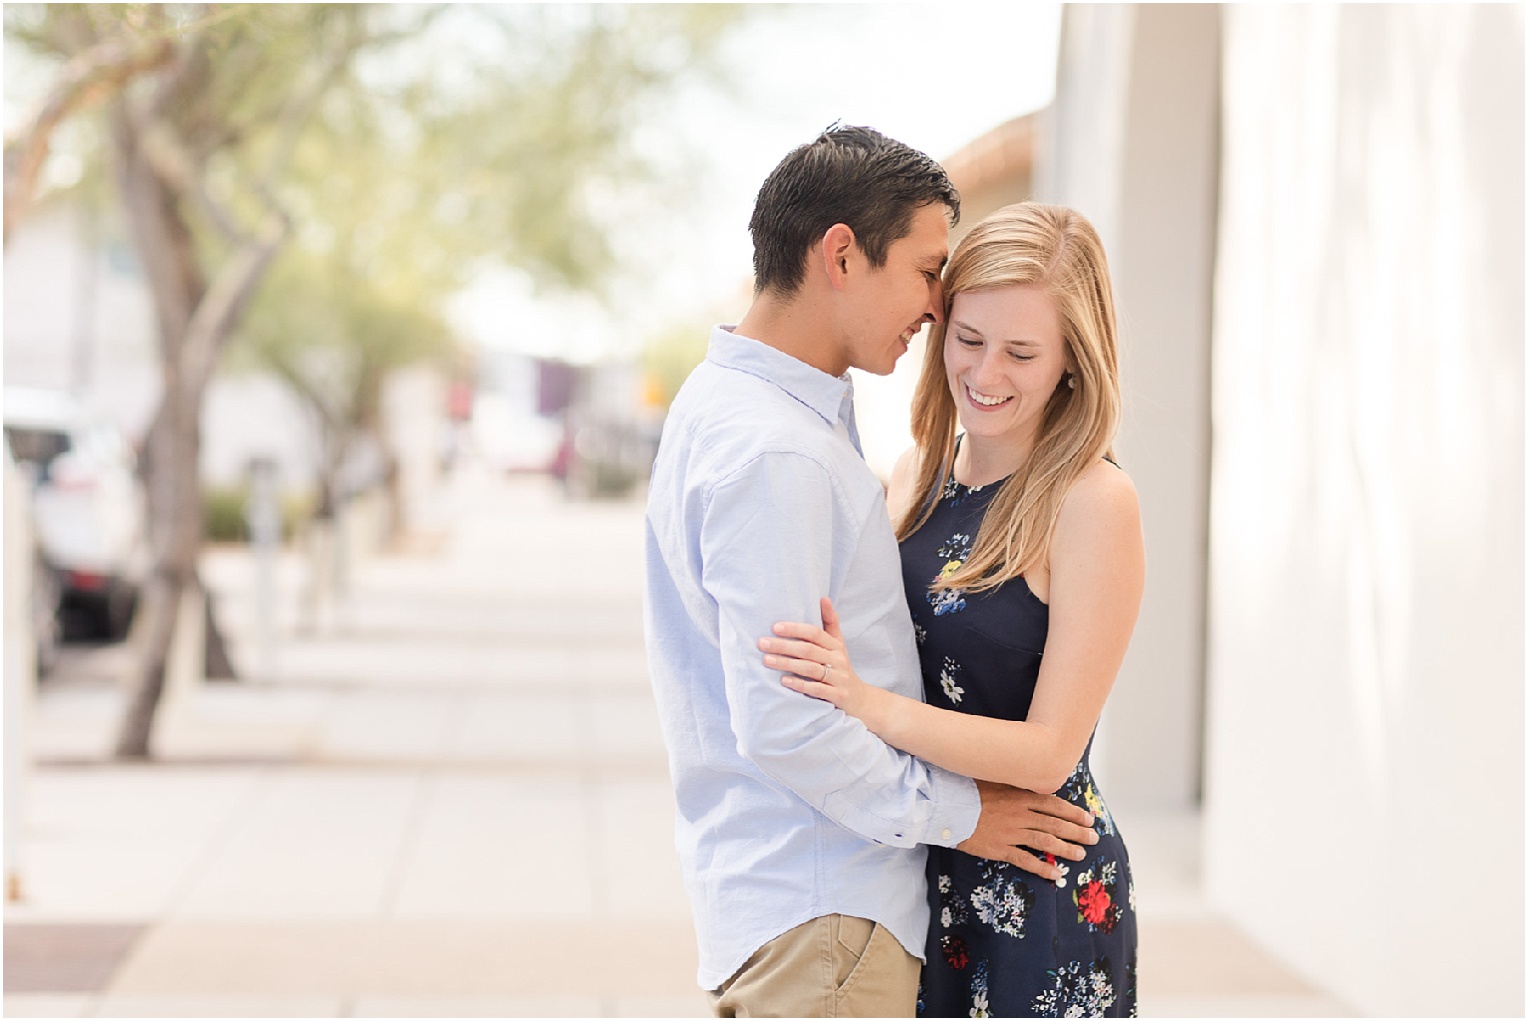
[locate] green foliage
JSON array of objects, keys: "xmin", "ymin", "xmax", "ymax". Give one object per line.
[
  {"xmin": 11, "ymin": 1, "xmax": 758, "ymax": 470},
  {"xmin": 641, "ymin": 320, "xmax": 713, "ymax": 409},
  {"xmin": 393, "ymin": 4, "xmax": 747, "ymax": 294},
  {"xmin": 202, "ymin": 484, "xmax": 312, "ymax": 543},
  {"xmin": 235, "ymin": 241, "xmax": 455, "ymax": 434},
  {"xmin": 222, "ymin": 3, "xmax": 754, "ymax": 458}
]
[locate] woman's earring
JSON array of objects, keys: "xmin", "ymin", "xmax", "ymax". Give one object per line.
[{"xmin": 1066, "ymin": 373, "xmax": 1077, "ymax": 390}]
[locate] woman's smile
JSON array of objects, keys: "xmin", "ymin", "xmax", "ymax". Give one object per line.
[{"xmin": 964, "ymin": 384, "xmax": 1013, "ymax": 409}]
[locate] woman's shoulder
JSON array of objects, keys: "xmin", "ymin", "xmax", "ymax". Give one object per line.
[{"xmin": 1055, "ymin": 456, "xmax": 1141, "ymax": 536}]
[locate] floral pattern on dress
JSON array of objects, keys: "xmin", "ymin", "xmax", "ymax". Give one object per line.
[
  {"xmin": 1042, "ymin": 851, "xmax": 1072, "ymax": 889},
  {"xmin": 938, "ymin": 656, "xmax": 966, "ymax": 704},
  {"xmin": 928, "ymin": 532, "xmax": 974, "ymax": 616},
  {"xmin": 941, "ymin": 933, "xmax": 970, "ymax": 970},
  {"xmin": 1058, "ymin": 760, "xmax": 1118, "ymax": 836},
  {"xmin": 970, "ymin": 959, "xmax": 992, "ymax": 1018},
  {"xmin": 938, "ymin": 872, "xmax": 970, "ymax": 930},
  {"xmin": 929, "ymin": 586, "xmax": 967, "ymax": 617},
  {"xmin": 941, "ymin": 474, "xmax": 992, "ymax": 505},
  {"xmin": 1072, "ymin": 860, "xmax": 1126, "ymax": 935},
  {"xmin": 913, "ymin": 463, "xmax": 1135, "ymax": 1018},
  {"xmin": 1031, "ymin": 958, "xmax": 1117, "ymax": 1018},
  {"xmin": 969, "ymin": 860, "xmax": 1035, "ymax": 938},
  {"xmin": 936, "ymin": 532, "xmax": 974, "ymax": 564}
]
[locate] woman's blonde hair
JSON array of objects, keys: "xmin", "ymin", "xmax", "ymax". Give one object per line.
[{"xmin": 898, "ymin": 202, "xmax": 1122, "ymax": 591}]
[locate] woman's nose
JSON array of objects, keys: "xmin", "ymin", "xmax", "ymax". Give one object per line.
[{"xmin": 972, "ymin": 350, "xmax": 1005, "ymax": 385}]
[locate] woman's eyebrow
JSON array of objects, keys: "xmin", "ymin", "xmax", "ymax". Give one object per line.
[{"xmin": 951, "ymin": 320, "xmax": 1040, "ymax": 347}]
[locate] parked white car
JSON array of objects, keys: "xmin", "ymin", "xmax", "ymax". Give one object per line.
[{"xmin": 2, "ymin": 387, "xmax": 149, "ymax": 646}]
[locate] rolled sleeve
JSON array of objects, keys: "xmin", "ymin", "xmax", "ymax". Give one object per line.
[{"xmin": 700, "ymin": 450, "xmax": 978, "ymax": 849}]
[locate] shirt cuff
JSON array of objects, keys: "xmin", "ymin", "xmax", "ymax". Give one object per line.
[{"xmin": 923, "ymin": 767, "xmax": 981, "ymax": 847}]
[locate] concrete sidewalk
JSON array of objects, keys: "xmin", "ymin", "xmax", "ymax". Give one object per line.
[{"xmin": 4, "ymin": 470, "xmax": 1354, "ymax": 1018}]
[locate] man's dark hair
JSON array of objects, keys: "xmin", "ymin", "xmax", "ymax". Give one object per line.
[{"xmin": 748, "ymin": 124, "xmax": 960, "ymax": 296}]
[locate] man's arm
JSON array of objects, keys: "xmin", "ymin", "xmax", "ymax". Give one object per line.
[
  {"xmin": 701, "ymin": 449, "xmax": 978, "ymax": 848},
  {"xmin": 700, "ymin": 450, "xmax": 1095, "ymax": 872}
]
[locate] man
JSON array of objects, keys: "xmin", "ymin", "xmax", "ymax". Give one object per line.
[{"xmin": 644, "ymin": 125, "xmax": 1096, "ymax": 1018}]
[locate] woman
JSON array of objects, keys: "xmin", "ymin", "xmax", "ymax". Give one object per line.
[{"xmin": 758, "ymin": 202, "xmax": 1145, "ymax": 1017}]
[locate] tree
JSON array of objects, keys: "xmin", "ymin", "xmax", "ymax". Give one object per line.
[
  {"xmin": 8, "ymin": 4, "xmax": 372, "ymax": 757},
  {"xmin": 236, "ymin": 2, "xmax": 751, "ymax": 559},
  {"xmin": 3, "ymin": 9, "xmax": 174, "ymax": 242},
  {"xmin": 4, "ymin": 3, "xmax": 751, "ymax": 758}
]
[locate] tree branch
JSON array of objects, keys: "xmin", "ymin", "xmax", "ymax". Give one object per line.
[
  {"xmin": 255, "ymin": 346, "xmax": 348, "ymax": 437},
  {"xmin": 255, "ymin": 11, "xmax": 369, "ymax": 196},
  {"xmin": 182, "ymin": 221, "xmax": 289, "ymax": 400},
  {"xmin": 136, "ymin": 119, "xmax": 246, "ymax": 243},
  {"xmin": 3, "ymin": 31, "xmax": 174, "ymax": 242}
]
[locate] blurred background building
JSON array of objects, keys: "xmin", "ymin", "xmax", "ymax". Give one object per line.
[{"xmin": 1033, "ymin": 5, "xmax": 1523, "ymax": 1017}]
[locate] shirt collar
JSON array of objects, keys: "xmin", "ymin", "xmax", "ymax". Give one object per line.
[{"xmin": 706, "ymin": 325, "xmax": 853, "ymax": 427}]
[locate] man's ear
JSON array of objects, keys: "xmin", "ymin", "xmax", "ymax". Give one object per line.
[{"xmin": 820, "ymin": 223, "xmax": 857, "ymax": 291}]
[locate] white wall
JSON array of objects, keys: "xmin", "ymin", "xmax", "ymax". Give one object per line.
[
  {"xmin": 2, "ymin": 202, "xmax": 160, "ymax": 438},
  {"xmin": 1203, "ymin": 5, "xmax": 1524, "ymax": 1016},
  {"xmin": 199, "ymin": 375, "xmax": 320, "ymax": 492},
  {"xmin": 1038, "ymin": 3, "xmax": 1221, "ymax": 812}
]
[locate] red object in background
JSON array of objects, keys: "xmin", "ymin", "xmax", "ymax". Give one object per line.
[
  {"xmin": 447, "ymin": 379, "xmax": 474, "ymax": 421},
  {"xmin": 65, "ymin": 570, "xmax": 107, "ymax": 592}
]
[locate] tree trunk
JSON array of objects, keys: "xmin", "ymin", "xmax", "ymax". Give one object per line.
[
  {"xmin": 108, "ymin": 86, "xmax": 204, "ymax": 758},
  {"xmin": 115, "ymin": 389, "xmax": 203, "ymax": 758},
  {"xmin": 107, "ymin": 85, "xmax": 285, "ymax": 756},
  {"xmin": 113, "ymin": 571, "xmax": 180, "ymax": 758}
]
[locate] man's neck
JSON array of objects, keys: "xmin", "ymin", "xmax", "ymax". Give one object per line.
[{"xmin": 735, "ymin": 289, "xmax": 847, "ymax": 378}]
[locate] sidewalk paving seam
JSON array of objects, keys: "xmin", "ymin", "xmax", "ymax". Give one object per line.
[
  {"xmin": 376, "ymin": 768, "xmax": 440, "ymax": 920},
  {"xmin": 158, "ymin": 765, "xmax": 281, "ymax": 922}
]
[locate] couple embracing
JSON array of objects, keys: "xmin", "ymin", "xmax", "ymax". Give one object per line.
[{"xmin": 644, "ymin": 125, "xmax": 1144, "ymax": 1018}]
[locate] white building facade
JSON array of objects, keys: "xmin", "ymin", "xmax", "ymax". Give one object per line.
[{"xmin": 1041, "ymin": 5, "xmax": 1523, "ymax": 1015}]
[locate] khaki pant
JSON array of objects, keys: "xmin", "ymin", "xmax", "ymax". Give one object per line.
[{"xmin": 709, "ymin": 914, "xmax": 920, "ymax": 1018}]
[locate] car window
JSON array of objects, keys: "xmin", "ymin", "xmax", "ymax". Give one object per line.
[{"xmin": 3, "ymin": 425, "xmax": 72, "ymax": 472}]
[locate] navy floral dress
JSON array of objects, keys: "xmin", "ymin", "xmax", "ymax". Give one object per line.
[{"xmin": 905, "ymin": 470, "xmax": 1137, "ymax": 1018}]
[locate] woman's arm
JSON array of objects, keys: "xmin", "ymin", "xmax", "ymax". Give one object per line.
[{"xmin": 761, "ymin": 460, "xmax": 1145, "ymax": 795}]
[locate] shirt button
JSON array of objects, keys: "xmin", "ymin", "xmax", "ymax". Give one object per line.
[{"xmin": 941, "ymin": 828, "xmax": 952, "ymax": 841}]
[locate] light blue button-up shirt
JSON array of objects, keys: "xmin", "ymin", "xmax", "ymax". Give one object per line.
[{"xmin": 644, "ymin": 326, "xmax": 982, "ymax": 989}]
